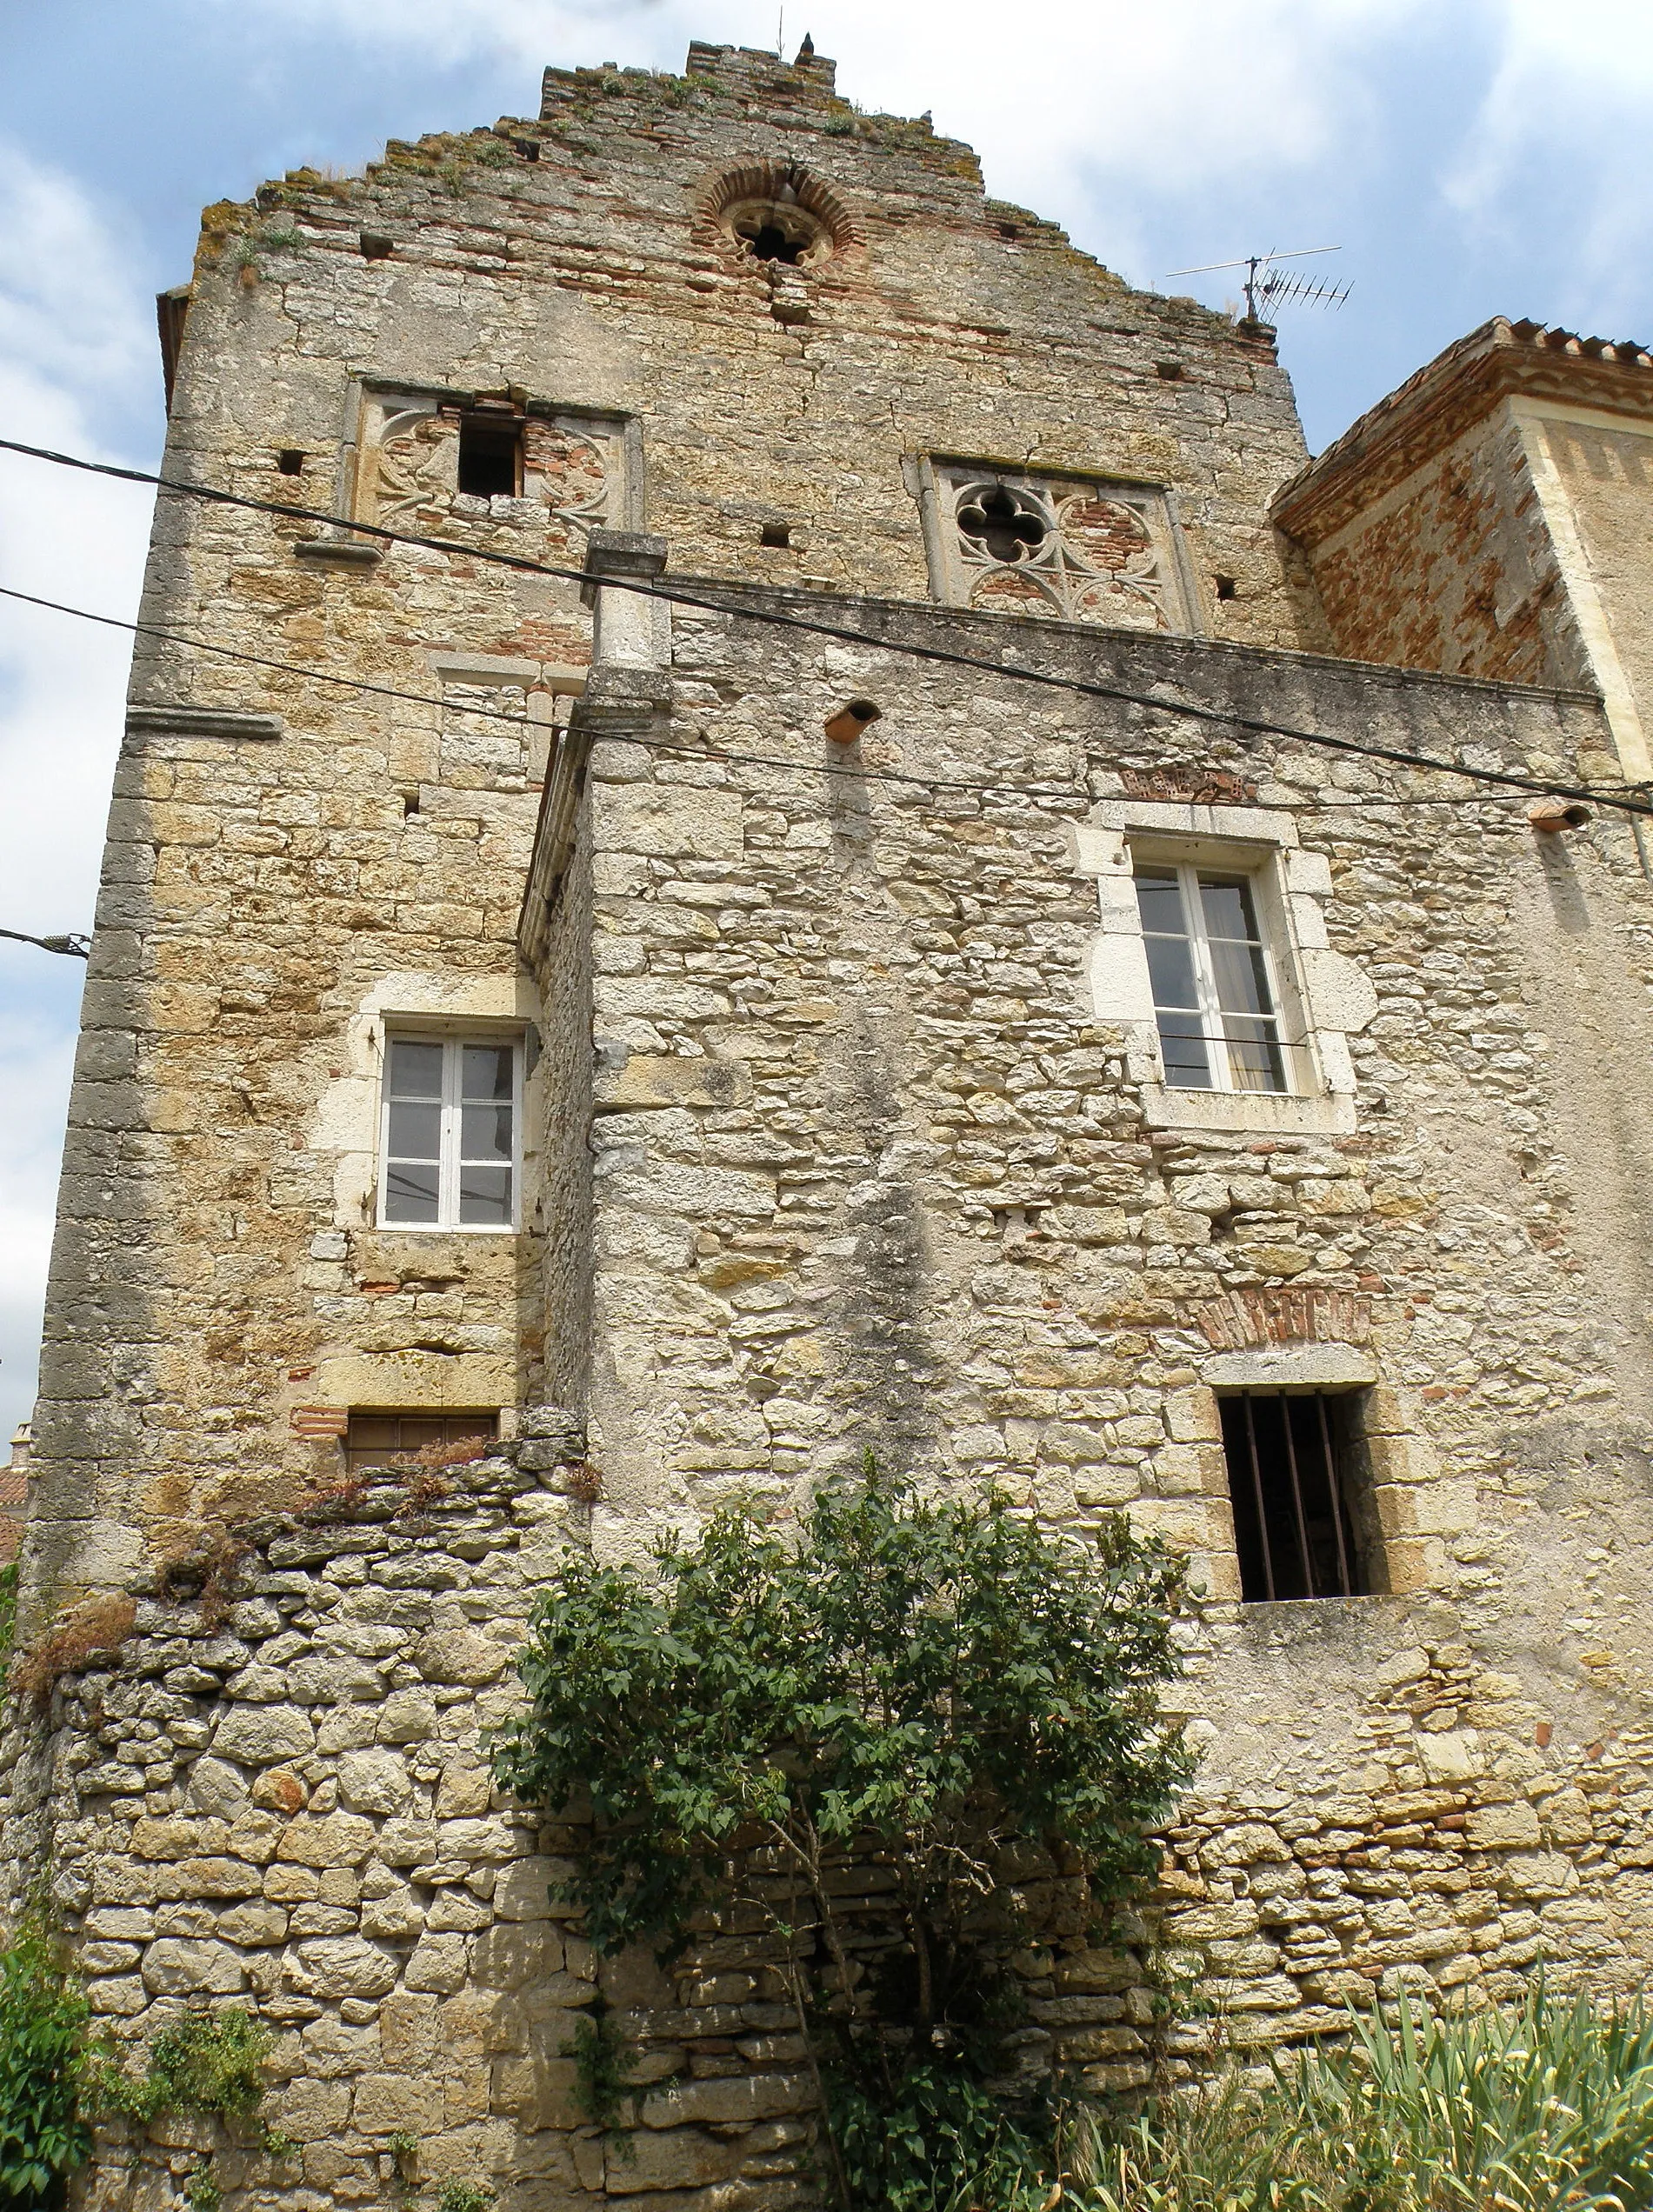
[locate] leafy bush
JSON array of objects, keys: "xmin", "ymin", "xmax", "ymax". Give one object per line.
[
  {"xmin": 832, "ymin": 2062, "xmax": 1048, "ymax": 2212},
  {"xmin": 493, "ymin": 1461, "xmax": 1191, "ymax": 2209},
  {"xmin": 1071, "ymin": 1982, "xmax": 1653, "ymax": 2212},
  {"xmin": 98, "ymin": 2005, "xmax": 270, "ymax": 2124},
  {"xmin": 0, "ymin": 1920, "xmax": 92, "ymax": 2209}
]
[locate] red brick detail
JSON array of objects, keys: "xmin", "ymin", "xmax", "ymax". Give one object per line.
[
  {"xmin": 1195, "ymin": 1287, "xmax": 1371, "ymax": 1351},
  {"xmin": 1118, "ymin": 763, "xmax": 1258, "ymax": 806},
  {"xmin": 290, "ymin": 1406, "xmax": 349, "ymax": 1438}
]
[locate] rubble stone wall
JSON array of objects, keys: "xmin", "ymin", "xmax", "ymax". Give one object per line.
[
  {"xmin": 30, "ymin": 35, "xmax": 1322, "ymax": 1619},
  {"xmin": 8, "ymin": 1436, "xmax": 1651, "ymax": 2212}
]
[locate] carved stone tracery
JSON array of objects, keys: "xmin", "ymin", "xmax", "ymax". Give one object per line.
[
  {"xmin": 362, "ymin": 393, "xmax": 621, "ymax": 548},
  {"xmin": 950, "ymin": 471, "xmax": 1176, "ymax": 628}
]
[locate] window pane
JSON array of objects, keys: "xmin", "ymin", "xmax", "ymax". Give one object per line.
[
  {"xmin": 390, "ymin": 1039, "xmax": 443, "ymax": 1097},
  {"xmin": 1156, "ymin": 1011, "xmax": 1213, "ymax": 1089},
  {"xmin": 463, "ymin": 1044, "xmax": 514, "ymax": 1101},
  {"xmin": 385, "ymin": 1162, "xmax": 440, "ymax": 1223},
  {"xmin": 1143, "ymin": 932, "xmax": 1200, "ymax": 1010},
  {"xmin": 1207, "ymin": 936, "xmax": 1274, "ymax": 1021},
  {"xmin": 1133, "ymin": 867, "xmax": 1186, "ymax": 936},
  {"xmin": 458, "ymin": 1165, "xmax": 512, "ymax": 1225},
  {"xmin": 1196, "ymin": 875, "xmax": 1261, "ymax": 943},
  {"xmin": 460, "ymin": 1102, "xmax": 513, "ymax": 1163},
  {"xmin": 387, "ymin": 1101, "xmax": 441, "ymax": 1162},
  {"xmin": 1225, "ymin": 1017, "xmax": 1287, "ymax": 1094}
]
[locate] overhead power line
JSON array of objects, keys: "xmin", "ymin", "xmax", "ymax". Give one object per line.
[
  {"xmin": 0, "ymin": 578, "xmax": 1627, "ymax": 819},
  {"xmin": 0, "ymin": 435, "xmax": 1648, "ymax": 821}
]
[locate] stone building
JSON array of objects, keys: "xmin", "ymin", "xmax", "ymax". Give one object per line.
[{"xmin": 7, "ymin": 36, "xmax": 1653, "ymax": 2211}]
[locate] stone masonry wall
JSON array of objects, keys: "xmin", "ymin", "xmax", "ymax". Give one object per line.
[
  {"xmin": 30, "ymin": 35, "xmax": 1323, "ymax": 1619},
  {"xmin": 537, "ymin": 586, "xmax": 1653, "ymax": 2025},
  {"xmin": 8, "ymin": 1432, "xmax": 1652, "ymax": 2212},
  {"xmin": 18, "ymin": 32, "xmax": 1653, "ymax": 2212}
]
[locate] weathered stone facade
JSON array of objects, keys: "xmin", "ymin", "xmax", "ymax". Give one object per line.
[{"xmin": 10, "ymin": 34, "xmax": 1653, "ymax": 2212}]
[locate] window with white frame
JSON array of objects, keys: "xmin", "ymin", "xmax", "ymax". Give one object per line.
[
  {"xmin": 1133, "ymin": 860, "xmax": 1288, "ymax": 1093},
  {"xmin": 1070, "ymin": 797, "xmax": 1376, "ymax": 1136},
  {"xmin": 379, "ymin": 1035, "xmax": 521, "ymax": 1229}
]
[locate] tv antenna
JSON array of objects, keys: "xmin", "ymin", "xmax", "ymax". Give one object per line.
[{"xmin": 1164, "ymin": 245, "xmax": 1350, "ymax": 322}]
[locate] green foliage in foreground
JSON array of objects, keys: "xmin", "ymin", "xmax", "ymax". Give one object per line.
[
  {"xmin": 1070, "ymin": 1983, "xmax": 1653, "ymax": 2212},
  {"xmin": 493, "ymin": 1462, "xmax": 1192, "ymax": 2210},
  {"xmin": 0, "ymin": 1909, "xmax": 276, "ymax": 2212},
  {"xmin": 0, "ymin": 1920, "xmax": 91, "ymax": 2209}
]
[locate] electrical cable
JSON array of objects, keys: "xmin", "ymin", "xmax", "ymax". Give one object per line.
[
  {"xmin": 0, "ymin": 578, "xmax": 1621, "ymax": 819},
  {"xmin": 0, "ymin": 926, "xmax": 90, "ymax": 958},
  {"xmin": 1, "ymin": 433, "xmax": 1649, "ymax": 820}
]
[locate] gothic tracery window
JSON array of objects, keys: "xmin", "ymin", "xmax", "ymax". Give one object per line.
[
  {"xmin": 354, "ymin": 387, "xmax": 626, "ymax": 552},
  {"xmin": 923, "ymin": 460, "xmax": 1194, "ymax": 632}
]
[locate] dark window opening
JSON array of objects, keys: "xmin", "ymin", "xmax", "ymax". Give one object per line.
[
  {"xmin": 957, "ymin": 484, "xmax": 1047, "ymax": 563},
  {"xmin": 739, "ymin": 220, "xmax": 804, "ymax": 264},
  {"xmin": 457, "ymin": 416, "xmax": 522, "ymax": 499},
  {"xmin": 402, "ymin": 790, "xmax": 421, "ymax": 817},
  {"xmin": 359, "ymin": 231, "xmax": 394, "ymax": 261},
  {"xmin": 513, "ymin": 138, "xmax": 541, "ymax": 161},
  {"xmin": 345, "ymin": 1408, "xmax": 498, "ymax": 1477},
  {"xmin": 1156, "ymin": 360, "xmax": 1185, "ymax": 380},
  {"xmin": 1216, "ymin": 573, "xmax": 1238, "ymax": 602},
  {"xmin": 1219, "ymin": 1390, "xmax": 1370, "ymax": 1602},
  {"xmin": 760, "ymin": 522, "xmax": 791, "ymax": 548},
  {"xmin": 277, "ymin": 449, "xmax": 305, "ymax": 476}
]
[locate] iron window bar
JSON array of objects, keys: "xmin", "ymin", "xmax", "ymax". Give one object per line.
[{"xmin": 1223, "ymin": 1389, "xmax": 1362, "ymax": 1602}]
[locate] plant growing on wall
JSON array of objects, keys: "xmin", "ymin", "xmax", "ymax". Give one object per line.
[
  {"xmin": 492, "ymin": 1460, "xmax": 1193, "ymax": 2211},
  {"xmin": 0, "ymin": 1922, "xmax": 277, "ymax": 2212}
]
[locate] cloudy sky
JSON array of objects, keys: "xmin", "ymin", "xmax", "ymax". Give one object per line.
[{"xmin": 2, "ymin": 0, "xmax": 1651, "ymax": 1443}]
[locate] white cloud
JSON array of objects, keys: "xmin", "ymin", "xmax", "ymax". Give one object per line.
[
  {"xmin": 1447, "ymin": 0, "xmax": 1653, "ymax": 330},
  {"xmin": 0, "ymin": 142, "xmax": 155, "ymax": 1443}
]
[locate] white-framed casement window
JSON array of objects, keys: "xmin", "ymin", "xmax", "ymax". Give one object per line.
[
  {"xmin": 1134, "ymin": 861, "xmax": 1288, "ymax": 1093},
  {"xmin": 378, "ymin": 1035, "xmax": 522, "ymax": 1230},
  {"xmin": 1068, "ymin": 798, "xmax": 1379, "ymax": 1136}
]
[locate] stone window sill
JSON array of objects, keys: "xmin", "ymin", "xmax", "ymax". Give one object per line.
[{"xmin": 1142, "ymin": 1083, "xmax": 1356, "ymax": 1136}]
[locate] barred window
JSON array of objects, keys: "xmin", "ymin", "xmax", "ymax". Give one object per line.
[
  {"xmin": 344, "ymin": 1409, "xmax": 498, "ymax": 1476},
  {"xmin": 1218, "ymin": 1391, "xmax": 1370, "ymax": 1602}
]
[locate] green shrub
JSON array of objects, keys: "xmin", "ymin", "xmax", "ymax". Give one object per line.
[
  {"xmin": 99, "ymin": 2005, "xmax": 270, "ymax": 2124},
  {"xmin": 0, "ymin": 1919, "xmax": 92, "ymax": 2209},
  {"xmin": 832, "ymin": 2062, "xmax": 1048, "ymax": 2212},
  {"xmin": 494, "ymin": 1459, "xmax": 1191, "ymax": 2210}
]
